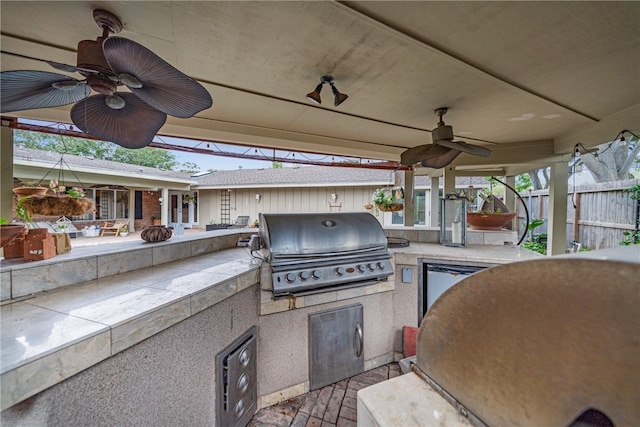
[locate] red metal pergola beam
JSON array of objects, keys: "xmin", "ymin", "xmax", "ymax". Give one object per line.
[{"xmin": 2, "ymin": 117, "xmax": 409, "ymax": 170}]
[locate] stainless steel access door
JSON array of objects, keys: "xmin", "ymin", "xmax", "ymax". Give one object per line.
[{"xmin": 309, "ymin": 304, "xmax": 364, "ymax": 390}]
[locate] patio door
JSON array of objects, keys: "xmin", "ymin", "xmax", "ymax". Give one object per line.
[{"xmin": 169, "ymin": 191, "xmax": 197, "ymax": 228}]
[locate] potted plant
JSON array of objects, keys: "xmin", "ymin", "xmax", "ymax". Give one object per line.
[
  {"xmin": 4, "ymin": 198, "xmax": 54, "ymax": 259},
  {"xmin": 372, "ymin": 187, "xmax": 404, "ymax": 212},
  {"xmin": 0, "ymin": 218, "xmax": 27, "ymax": 248},
  {"xmin": 206, "ymin": 220, "xmax": 229, "ymax": 231},
  {"xmin": 182, "ymin": 194, "xmax": 196, "ymax": 204},
  {"xmin": 13, "ymin": 181, "xmax": 48, "ymax": 197},
  {"xmin": 120, "ymin": 224, "xmax": 129, "ymax": 237},
  {"xmin": 151, "ymin": 213, "xmax": 162, "ymax": 225}
]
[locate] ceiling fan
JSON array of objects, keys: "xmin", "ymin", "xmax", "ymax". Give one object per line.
[
  {"xmin": 401, "ymin": 108, "xmax": 491, "ymax": 168},
  {"xmin": 0, "ymin": 9, "xmax": 213, "ymax": 149}
]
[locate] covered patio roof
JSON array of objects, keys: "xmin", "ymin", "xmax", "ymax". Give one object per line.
[
  {"xmin": 1, "ymin": 1, "xmax": 638, "ymax": 254},
  {"xmin": 1, "ymin": 1, "xmax": 637, "ymax": 176}
]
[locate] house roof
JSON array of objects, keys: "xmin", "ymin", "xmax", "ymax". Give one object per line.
[
  {"xmin": 194, "ymin": 166, "xmax": 392, "ymax": 189},
  {"xmin": 194, "ymin": 165, "xmax": 489, "ymax": 189},
  {"xmin": 13, "ymin": 147, "xmax": 489, "ymax": 190},
  {"xmin": 13, "ymin": 147, "xmax": 195, "ymax": 190},
  {"xmin": 13, "ymin": 147, "xmax": 193, "ymax": 180}
]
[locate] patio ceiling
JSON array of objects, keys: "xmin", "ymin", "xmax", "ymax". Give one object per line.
[{"xmin": 1, "ymin": 1, "xmax": 638, "ymax": 177}]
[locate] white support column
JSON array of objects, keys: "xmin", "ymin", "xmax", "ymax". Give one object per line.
[
  {"xmin": 547, "ymin": 162, "xmax": 569, "ymax": 256},
  {"xmin": 430, "ymin": 176, "xmax": 440, "ymax": 227},
  {"xmin": 161, "ymin": 188, "xmax": 170, "ymax": 226},
  {"xmin": 504, "ymin": 176, "xmax": 516, "ymax": 212},
  {"xmin": 504, "ymin": 175, "xmax": 517, "ymax": 230},
  {"xmin": 1, "ymin": 127, "xmax": 14, "ymax": 221},
  {"xmin": 128, "ymin": 189, "xmax": 136, "ymax": 232},
  {"xmin": 403, "ymin": 169, "xmax": 414, "ymax": 227}
]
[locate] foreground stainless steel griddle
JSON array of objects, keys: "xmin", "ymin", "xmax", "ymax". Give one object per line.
[{"xmin": 412, "ymin": 252, "xmax": 639, "ymax": 426}]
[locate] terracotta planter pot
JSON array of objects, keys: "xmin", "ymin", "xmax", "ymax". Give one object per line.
[
  {"xmin": 467, "ymin": 212, "xmax": 517, "ymax": 231},
  {"xmin": 13, "ymin": 187, "xmax": 49, "ymax": 197},
  {"xmin": 23, "ymin": 228, "xmax": 56, "ymax": 261},
  {"xmin": 1, "ymin": 224, "xmax": 27, "ymax": 248}
]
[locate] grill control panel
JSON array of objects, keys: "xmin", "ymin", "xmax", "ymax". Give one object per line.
[{"xmin": 272, "ymin": 257, "xmax": 393, "ymax": 297}]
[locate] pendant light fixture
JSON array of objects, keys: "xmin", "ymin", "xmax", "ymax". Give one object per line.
[{"xmin": 306, "ymin": 75, "xmax": 348, "ymax": 107}]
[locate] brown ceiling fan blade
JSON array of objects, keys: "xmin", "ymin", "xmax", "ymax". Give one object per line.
[
  {"xmin": 420, "ymin": 148, "xmax": 462, "ymax": 168},
  {"xmin": 0, "ymin": 70, "xmax": 89, "ymax": 113},
  {"xmin": 102, "ymin": 37, "xmax": 213, "ymax": 118},
  {"xmin": 70, "ymin": 93, "xmax": 167, "ymax": 149},
  {"xmin": 434, "ymin": 139, "xmax": 492, "ymax": 157},
  {"xmin": 401, "ymin": 144, "xmax": 452, "ymax": 165}
]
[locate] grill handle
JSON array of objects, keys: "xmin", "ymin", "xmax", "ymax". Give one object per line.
[{"xmin": 354, "ymin": 323, "xmax": 363, "ymax": 358}]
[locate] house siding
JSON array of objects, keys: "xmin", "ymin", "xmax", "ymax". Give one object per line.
[{"xmin": 198, "ymin": 185, "xmax": 382, "ymax": 227}]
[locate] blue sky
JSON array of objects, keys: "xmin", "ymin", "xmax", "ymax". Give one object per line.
[{"xmin": 173, "ymin": 150, "xmax": 276, "ymax": 171}]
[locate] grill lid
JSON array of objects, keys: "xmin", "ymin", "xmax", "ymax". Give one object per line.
[{"xmin": 259, "ymin": 212, "xmax": 387, "ymax": 259}]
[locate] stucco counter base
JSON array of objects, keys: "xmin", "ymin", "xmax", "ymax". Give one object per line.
[{"xmin": 357, "ymin": 372, "xmax": 472, "ymax": 427}]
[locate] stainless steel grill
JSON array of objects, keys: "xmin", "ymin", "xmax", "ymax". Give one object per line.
[{"xmin": 259, "ymin": 212, "xmax": 393, "ymax": 298}]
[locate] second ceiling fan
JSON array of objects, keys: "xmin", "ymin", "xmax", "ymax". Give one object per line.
[{"xmin": 401, "ymin": 108, "xmax": 491, "ymax": 168}]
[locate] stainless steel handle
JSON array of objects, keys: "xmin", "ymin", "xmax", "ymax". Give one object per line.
[{"xmin": 355, "ymin": 323, "xmax": 363, "ymax": 358}]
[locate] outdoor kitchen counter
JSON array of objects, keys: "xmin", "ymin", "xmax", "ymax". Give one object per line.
[
  {"xmin": 389, "ymin": 242, "xmax": 542, "ymax": 265},
  {"xmin": 0, "ymin": 244, "xmax": 260, "ymax": 411},
  {"xmin": 0, "ymin": 233, "xmax": 538, "ymax": 411}
]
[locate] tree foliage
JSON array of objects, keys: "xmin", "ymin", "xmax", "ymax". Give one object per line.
[
  {"xmin": 179, "ymin": 162, "xmax": 201, "ymax": 173},
  {"xmin": 578, "ymin": 137, "xmax": 640, "ymax": 183},
  {"xmin": 14, "ymin": 129, "xmax": 182, "ymax": 170}
]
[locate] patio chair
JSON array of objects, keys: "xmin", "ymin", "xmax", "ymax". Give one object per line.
[
  {"xmin": 228, "ymin": 216, "xmax": 250, "ymax": 228},
  {"xmin": 101, "ymin": 219, "xmax": 129, "ymax": 237}
]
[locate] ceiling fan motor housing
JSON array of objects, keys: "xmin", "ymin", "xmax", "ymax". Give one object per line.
[
  {"xmin": 432, "ymin": 124, "xmax": 454, "ymax": 142},
  {"xmin": 77, "ymin": 38, "xmax": 114, "ymax": 76}
]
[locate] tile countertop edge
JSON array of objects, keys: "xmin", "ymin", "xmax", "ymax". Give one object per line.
[{"xmin": 0, "ymin": 254, "xmax": 260, "ymax": 410}]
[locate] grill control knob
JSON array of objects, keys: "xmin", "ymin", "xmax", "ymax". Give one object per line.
[
  {"xmin": 376, "ymin": 262, "xmax": 385, "ymax": 270},
  {"xmin": 312, "ymin": 270, "xmax": 322, "ymax": 279},
  {"xmin": 285, "ymin": 273, "xmax": 296, "ymax": 283},
  {"xmin": 367, "ymin": 263, "xmax": 376, "ymax": 271},
  {"xmin": 299, "ymin": 271, "xmax": 310, "ymax": 280},
  {"xmin": 357, "ymin": 264, "xmax": 366, "ymax": 273},
  {"xmin": 335, "ymin": 267, "xmax": 345, "ymax": 276}
]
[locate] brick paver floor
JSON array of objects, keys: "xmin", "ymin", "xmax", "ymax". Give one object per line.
[{"xmin": 249, "ymin": 363, "xmax": 401, "ymax": 427}]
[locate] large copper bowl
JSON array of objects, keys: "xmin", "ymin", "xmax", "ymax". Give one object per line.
[{"xmin": 467, "ymin": 212, "xmax": 517, "ymax": 231}]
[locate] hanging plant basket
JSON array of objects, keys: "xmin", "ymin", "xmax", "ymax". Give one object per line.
[
  {"xmin": 13, "ymin": 186, "xmax": 49, "ymax": 197},
  {"xmin": 21, "ymin": 195, "xmax": 95, "ymax": 217},
  {"xmin": 372, "ymin": 186, "xmax": 404, "ymax": 212},
  {"xmin": 377, "ymin": 202, "xmax": 404, "ymax": 212}
]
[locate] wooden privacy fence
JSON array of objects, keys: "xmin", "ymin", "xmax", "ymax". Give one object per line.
[{"xmin": 515, "ymin": 178, "xmax": 639, "ymax": 250}]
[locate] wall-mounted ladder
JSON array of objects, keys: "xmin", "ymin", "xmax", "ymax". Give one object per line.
[{"xmin": 220, "ymin": 190, "xmax": 231, "ymax": 224}]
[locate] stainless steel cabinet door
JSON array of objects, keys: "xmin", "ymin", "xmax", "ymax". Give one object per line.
[{"xmin": 309, "ymin": 303, "xmax": 364, "ymax": 390}]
